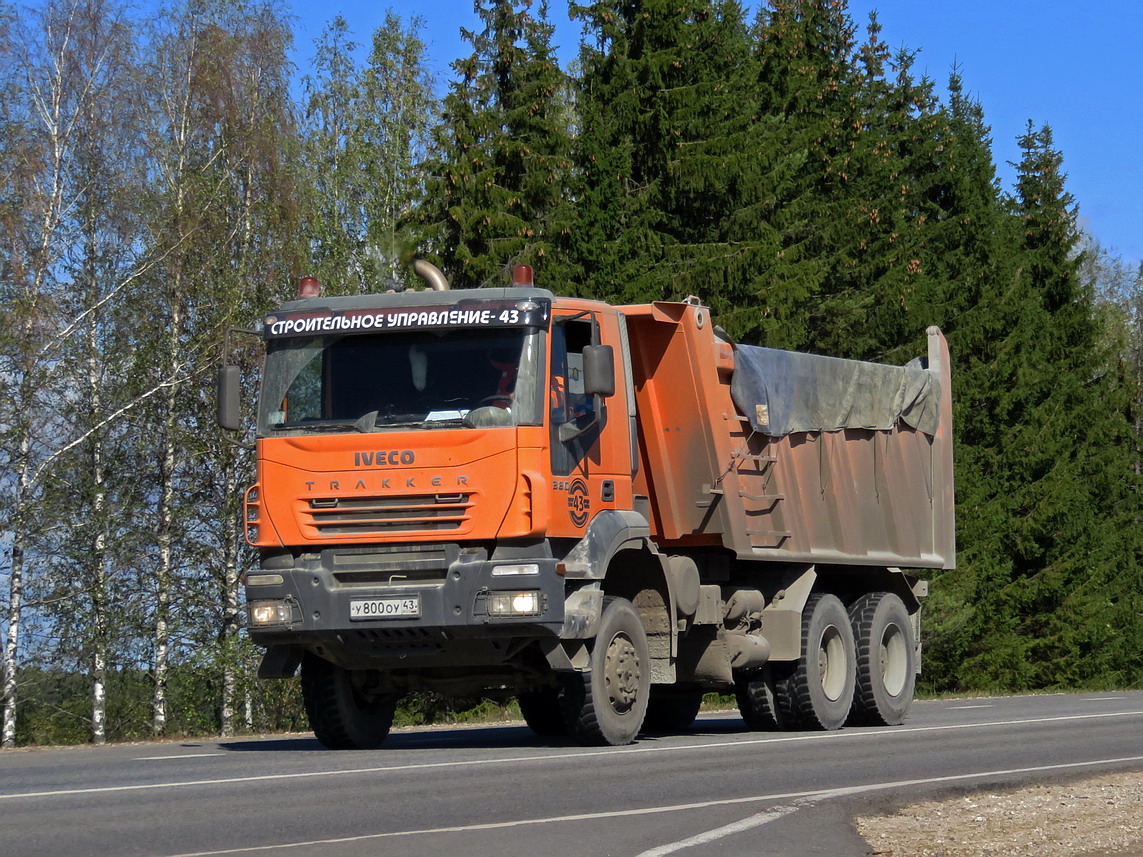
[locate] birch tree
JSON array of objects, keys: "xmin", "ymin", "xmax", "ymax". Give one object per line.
[
  {"xmin": 140, "ymin": 0, "xmax": 228, "ymax": 738},
  {"xmin": 47, "ymin": 0, "xmax": 147, "ymax": 745},
  {"xmin": 201, "ymin": 0, "xmax": 297, "ymax": 735},
  {"xmin": 0, "ymin": 0, "xmax": 174, "ymax": 746},
  {"xmin": 136, "ymin": 0, "xmax": 298, "ymax": 737},
  {"xmin": 0, "ymin": 0, "xmax": 116, "ymax": 748}
]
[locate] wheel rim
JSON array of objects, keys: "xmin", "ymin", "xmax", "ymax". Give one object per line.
[
  {"xmin": 818, "ymin": 625, "xmax": 847, "ymax": 702},
  {"xmin": 604, "ymin": 631, "xmax": 641, "ymax": 714},
  {"xmin": 880, "ymin": 622, "xmax": 909, "ymax": 697}
]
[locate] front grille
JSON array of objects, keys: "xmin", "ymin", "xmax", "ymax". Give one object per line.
[
  {"xmin": 333, "ymin": 567, "xmax": 447, "ymax": 585},
  {"xmin": 302, "ymin": 493, "xmax": 472, "ymax": 537},
  {"xmin": 325, "ymin": 543, "xmax": 453, "ymax": 586}
]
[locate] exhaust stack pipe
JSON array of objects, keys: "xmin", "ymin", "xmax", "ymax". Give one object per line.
[{"xmin": 413, "ymin": 259, "xmax": 450, "ymax": 291}]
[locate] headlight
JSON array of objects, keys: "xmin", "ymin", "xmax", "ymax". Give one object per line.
[
  {"xmin": 487, "ymin": 591, "xmax": 544, "ymax": 617},
  {"xmin": 248, "ymin": 600, "xmax": 291, "ymax": 627}
]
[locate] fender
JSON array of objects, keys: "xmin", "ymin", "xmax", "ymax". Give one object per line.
[
  {"xmin": 759, "ymin": 567, "xmax": 817, "ymax": 661},
  {"xmin": 557, "ymin": 509, "xmax": 656, "ymax": 643},
  {"xmin": 548, "ymin": 509, "xmax": 658, "ymax": 662},
  {"xmin": 560, "ymin": 509, "xmax": 653, "ymax": 579},
  {"xmin": 550, "ymin": 510, "xmax": 678, "ymax": 682}
]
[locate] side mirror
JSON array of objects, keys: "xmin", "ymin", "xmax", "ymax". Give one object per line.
[
  {"xmin": 217, "ymin": 365, "xmax": 242, "ymax": 431},
  {"xmin": 582, "ymin": 345, "xmax": 615, "ymax": 397}
]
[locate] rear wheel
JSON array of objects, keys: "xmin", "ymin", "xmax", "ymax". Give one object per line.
[
  {"xmin": 848, "ymin": 592, "xmax": 916, "ymax": 726},
  {"xmin": 517, "ymin": 687, "xmax": 568, "ymax": 737},
  {"xmin": 561, "ymin": 596, "xmax": 650, "ymax": 745},
  {"xmin": 781, "ymin": 593, "xmax": 856, "ymax": 730},
  {"xmin": 301, "ymin": 654, "xmax": 399, "ymax": 749},
  {"xmin": 735, "ymin": 664, "xmax": 793, "ymax": 731}
]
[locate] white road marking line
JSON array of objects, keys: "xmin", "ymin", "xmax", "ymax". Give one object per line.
[
  {"xmin": 160, "ymin": 754, "xmax": 1143, "ymax": 857},
  {"xmin": 947, "ymin": 704, "xmax": 995, "ymax": 709},
  {"xmin": 1082, "ymin": 697, "xmax": 1126, "ymax": 702},
  {"xmin": 634, "ymin": 804, "xmax": 804, "ymax": 857},
  {"xmin": 134, "ymin": 754, "xmax": 227, "ymax": 761},
  {"xmin": 3, "ymin": 708, "xmax": 1141, "ymax": 801}
]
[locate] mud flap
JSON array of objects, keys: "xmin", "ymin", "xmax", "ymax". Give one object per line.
[
  {"xmin": 542, "ymin": 638, "xmax": 590, "ymax": 672},
  {"xmin": 258, "ymin": 645, "xmax": 303, "ymax": 679}
]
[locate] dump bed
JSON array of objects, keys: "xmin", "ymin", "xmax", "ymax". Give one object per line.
[{"xmin": 623, "ymin": 300, "xmax": 955, "ymax": 569}]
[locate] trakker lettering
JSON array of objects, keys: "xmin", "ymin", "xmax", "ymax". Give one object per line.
[
  {"xmin": 355, "ymin": 450, "xmax": 415, "ymax": 467},
  {"xmin": 263, "ymin": 298, "xmax": 550, "ymax": 339},
  {"xmin": 304, "ymin": 474, "xmax": 468, "ymax": 491}
]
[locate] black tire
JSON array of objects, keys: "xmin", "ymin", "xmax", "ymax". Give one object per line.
[
  {"xmin": 517, "ymin": 687, "xmax": 568, "ymax": 737},
  {"xmin": 735, "ymin": 664, "xmax": 793, "ymax": 731},
  {"xmin": 847, "ymin": 592, "xmax": 916, "ymax": 726},
  {"xmin": 643, "ymin": 688, "xmax": 703, "ymax": 734},
  {"xmin": 561, "ymin": 596, "xmax": 650, "ymax": 746},
  {"xmin": 301, "ymin": 653, "xmax": 398, "ymax": 750},
  {"xmin": 781, "ymin": 593, "xmax": 856, "ymax": 730}
]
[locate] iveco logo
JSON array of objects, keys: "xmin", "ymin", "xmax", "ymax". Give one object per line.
[{"xmin": 354, "ymin": 450, "xmax": 415, "ymax": 467}]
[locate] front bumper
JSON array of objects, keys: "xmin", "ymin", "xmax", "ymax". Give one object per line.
[{"xmin": 243, "ymin": 543, "xmax": 566, "ymax": 670}]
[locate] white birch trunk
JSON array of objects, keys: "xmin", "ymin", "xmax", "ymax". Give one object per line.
[
  {"xmin": 152, "ymin": 38, "xmax": 195, "ymax": 736},
  {"xmin": 87, "ymin": 312, "xmax": 109, "ymax": 746},
  {"xmin": 152, "ymin": 299, "xmax": 183, "ymax": 736},
  {"xmin": 220, "ymin": 463, "xmax": 242, "ymax": 737},
  {"xmin": 1, "ymin": 437, "xmax": 30, "ymax": 749}
]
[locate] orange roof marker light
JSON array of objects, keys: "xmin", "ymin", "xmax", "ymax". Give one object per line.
[
  {"xmin": 512, "ymin": 265, "xmax": 533, "ymax": 287},
  {"xmin": 298, "ymin": 276, "xmax": 321, "ymax": 299}
]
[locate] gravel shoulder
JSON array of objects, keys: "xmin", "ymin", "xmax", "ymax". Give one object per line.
[{"xmin": 855, "ymin": 771, "xmax": 1143, "ymax": 857}]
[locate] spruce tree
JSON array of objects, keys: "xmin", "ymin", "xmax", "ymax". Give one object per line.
[
  {"xmin": 571, "ymin": 0, "xmax": 842, "ymax": 341},
  {"xmin": 569, "ymin": 0, "xmax": 678, "ymax": 301},
  {"xmin": 738, "ymin": 0, "xmax": 862, "ymax": 348},
  {"xmin": 929, "ymin": 123, "xmax": 1143, "ymax": 690},
  {"xmin": 655, "ymin": 2, "xmax": 776, "ymax": 325},
  {"xmin": 802, "ymin": 20, "xmax": 936, "ymax": 358},
  {"xmin": 417, "ymin": 0, "xmax": 572, "ymax": 289},
  {"xmin": 890, "ymin": 75, "xmax": 1024, "ymax": 691}
]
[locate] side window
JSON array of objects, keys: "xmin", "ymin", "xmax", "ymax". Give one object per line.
[{"xmin": 550, "ymin": 318, "xmax": 601, "ymax": 476}]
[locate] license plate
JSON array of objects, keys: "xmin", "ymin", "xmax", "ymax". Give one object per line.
[{"xmin": 349, "ymin": 596, "xmax": 420, "ymax": 620}]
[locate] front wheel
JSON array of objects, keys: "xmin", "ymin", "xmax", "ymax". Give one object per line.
[
  {"xmin": 517, "ymin": 687, "xmax": 569, "ymax": 737},
  {"xmin": 301, "ymin": 654, "xmax": 399, "ymax": 749},
  {"xmin": 643, "ymin": 687, "xmax": 703, "ymax": 734},
  {"xmin": 561, "ymin": 596, "xmax": 650, "ymax": 746}
]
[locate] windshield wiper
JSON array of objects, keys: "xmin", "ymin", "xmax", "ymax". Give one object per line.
[
  {"xmin": 353, "ymin": 411, "xmax": 379, "ymax": 433},
  {"xmin": 359, "ymin": 417, "xmax": 472, "ymax": 430}
]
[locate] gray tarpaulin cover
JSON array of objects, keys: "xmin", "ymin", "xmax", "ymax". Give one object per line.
[{"xmin": 730, "ymin": 345, "xmax": 941, "ymax": 438}]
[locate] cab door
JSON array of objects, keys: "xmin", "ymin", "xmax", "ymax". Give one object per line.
[{"xmin": 546, "ymin": 309, "xmax": 635, "ymax": 537}]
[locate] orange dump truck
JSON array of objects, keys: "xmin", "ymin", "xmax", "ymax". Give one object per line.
[{"xmin": 219, "ymin": 262, "xmax": 954, "ymax": 747}]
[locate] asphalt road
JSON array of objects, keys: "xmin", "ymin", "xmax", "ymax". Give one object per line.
[{"xmin": 2, "ymin": 692, "xmax": 1142, "ymax": 857}]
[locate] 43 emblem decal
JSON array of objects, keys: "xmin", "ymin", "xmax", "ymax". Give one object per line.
[{"xmin": 567, "ymin": 478, "xmax": 590, "ymax": 527}]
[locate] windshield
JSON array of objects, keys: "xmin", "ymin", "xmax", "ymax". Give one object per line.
[{"xmin": 259, "ymin": 327, "xmax": 544, "ymax": 436}]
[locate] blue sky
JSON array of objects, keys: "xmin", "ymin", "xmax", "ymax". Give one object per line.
[{"xmin": 290, "ymin": 0, "xmax": 1142, "ymax": 270}]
